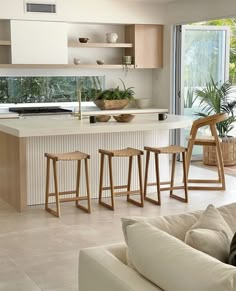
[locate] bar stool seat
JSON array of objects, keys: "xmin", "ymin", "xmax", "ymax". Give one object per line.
[
  {"xmin": 45, "ymin": 150, "xmax": 91, "ymax": 217},
  {"xmin": 98, "ymin": 147, "xmax": 144, "ymax": 210},
  {"xmin": 144, "ymin": 145, "xmax": 188, "ymax": 205}
]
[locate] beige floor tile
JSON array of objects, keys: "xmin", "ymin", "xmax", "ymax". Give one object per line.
[{"xmin": 0, "ymin": 163, "xmax": 235, "ymax": 290}]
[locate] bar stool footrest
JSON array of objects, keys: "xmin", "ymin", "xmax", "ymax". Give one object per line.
[
  {"xmin": 170, "ymin": 193, "xmax": 188, "ymax": 203},
  {"xmin": 144, "ymin": 196, "xmax": 161, "ymax": 205}
]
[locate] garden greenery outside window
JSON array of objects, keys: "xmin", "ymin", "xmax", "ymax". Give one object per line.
[{"xmin": 0, "ymin": 76, "xmax": 104, "ymax": 104}]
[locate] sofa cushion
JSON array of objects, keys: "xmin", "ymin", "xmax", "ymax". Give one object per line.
[
  {"xmin": 185, "ymin": 204, "xmax": 233, "ymax": 262},
  {"xmin": 126, "ymin": 222, "xmax": 236, "ymax": 291},
  {"xmin": 229, "ymin": 232, "xmax": 236, "ymax": 266},
  {"xmin": 121, "ymin": 203, "xmax": 236, "ymax": 244}
]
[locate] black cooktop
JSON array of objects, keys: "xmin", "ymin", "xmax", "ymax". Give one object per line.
[{"xmin": 9, "ymin": 106, "xmax": 72, "ymax": 114}]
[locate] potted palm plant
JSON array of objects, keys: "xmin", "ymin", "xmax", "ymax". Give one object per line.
[
  {"xmin": 94, "ymin": 79, "xmax": 135, "ymax": 110},
  {"xmin": 195, "ymin": 77, "xmax": 236, "ymax": 166}
]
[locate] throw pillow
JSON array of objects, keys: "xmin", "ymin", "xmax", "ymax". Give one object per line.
[
  {"xmin": 228, "ymin": 232, "xmax": 236, "ymax": 266},
  {"xmin": 185, "ymin": 204, "xmax": 233, "ymax": 262},
  {"xmin": 126, "ymin": 221, "xmax": 236, "ymax": 291}
]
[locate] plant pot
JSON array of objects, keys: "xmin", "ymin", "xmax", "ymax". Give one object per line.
[
  {"xmin": 93, "ymin": 99, "xmax": 130, "ymax": 110},
  {"xmin": 203, "ymin": 137, "xmax": 236, "ymax": 166}
]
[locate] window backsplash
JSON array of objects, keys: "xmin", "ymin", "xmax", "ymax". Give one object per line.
[{"xmin": 0, "ymin": 76, "xmax": 104, "ymax": 104}]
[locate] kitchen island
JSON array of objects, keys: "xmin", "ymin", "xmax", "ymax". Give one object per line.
[{"xmin": 0, "ymin": 114, "xmax": 192, "ymax": 211}]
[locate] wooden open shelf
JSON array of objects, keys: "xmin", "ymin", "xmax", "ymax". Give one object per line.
[
  {"xmin": 0, "ymin": 64, "xmax": 134, "ymax": 69},
  {"xmin": 68, "ymin": 42, "xmax": 133, "ymax": 48},
  {"xmin": 0, "ymin": 40, "xmax": 11, "ymax": 46}
]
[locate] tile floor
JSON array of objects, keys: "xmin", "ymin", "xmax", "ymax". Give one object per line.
[{"xmin": 0, "ymin": 163, "xmax": 235, "ymax": 291}]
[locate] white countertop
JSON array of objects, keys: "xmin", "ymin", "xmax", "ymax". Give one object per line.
[{"xmin": 0, "ymin": 114, "xmax": 193, "ymax": 137}]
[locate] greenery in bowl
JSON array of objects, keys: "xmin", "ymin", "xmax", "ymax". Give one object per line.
[
  {"xmin": 195, "ymin": 77, "xmax": 236, "ymax": 137},
  {"xmin": 96, "ymin": 79, "xmax": 135, "ymax": 100}
]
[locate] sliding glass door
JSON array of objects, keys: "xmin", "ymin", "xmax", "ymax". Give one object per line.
[{"xmin": 176, "ymin": 25, "xmax": 230, "ymax": 156}]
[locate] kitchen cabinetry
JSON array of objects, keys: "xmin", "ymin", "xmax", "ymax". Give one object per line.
[
  {"xmin": 11, "ymin": 20, "xmax": 68, "ymax": 64},
  {"xmin": 0, "ymin": 21, "xmax": 163, "ymax": 69},
  {"xmin": 0, "ymin": 20, "xmax": 11, "ymax": 64},
  {"xmin": 125, "ymin": 24, "xmax": 163, "ymax": 69}
]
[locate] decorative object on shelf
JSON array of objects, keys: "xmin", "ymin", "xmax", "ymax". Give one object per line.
[
  {"xmin": 79, "ymin": 38, "xmax": 89, "ymax": 43},
  {"xmin": 158, "ymin": 113, "xmax": 167, "ymax": 120},
  {"xmin": 113, "ymin": 114, "xmax": 135, "ymax": 122},
  {"xmin": 135, "ymin": 98, "xmax": 152, "ymax": 108},
  {"xmin": 195, "ymin": 77, "xmax": 236, "ymax": 166},
  {"xmin": 73, "ymin": 58, "xmax": 81, "ymax": 65},
  {"xmin": 96, "ymin": 60, "xmax": 105, "ymax": 65},
  {"xmin": 94, "ymin": 99, "xmax": 130, "ymax": 110},
  {"xmin": 96, "ymin": 115, "xmax": 111, "ymax": 122},
  {"xmin": 94, "ymin": 78, "xmax": 134, "ymax": 110},
  {"xmin": 106, "ymin": 32, "xmax": 118, "ymax": 43},
  {"xmin": 122, "ymin": 56, "xmax": 132, "ymax": 65},
  {"xmin": 89, "ymin": 116, "xmax": 96, "ymax": 123}
]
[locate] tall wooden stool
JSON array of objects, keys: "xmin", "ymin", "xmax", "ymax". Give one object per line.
[
  {"xmin": 45, "ymin": 151, "xmax": 91, "ymax": 217},
  {"xmin": 186, "ymin": 113, "xmax": 228, "ymax": 190},
  {"xmin": 98, "ymin": 147, "xmax": 144, "ymax": 210},
  {"xmin": 144, "ymin": 145, "xmax": 188, "ymax": 205}
]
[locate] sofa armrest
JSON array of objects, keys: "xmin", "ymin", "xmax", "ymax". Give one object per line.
[{"xmin": 79, "ymin": 243, "xmax": 161, "ymax": 291}]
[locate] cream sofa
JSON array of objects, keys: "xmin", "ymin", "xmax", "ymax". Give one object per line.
[{"xmin": 79, "ymin": 203, "xmax": 236, "ymax": 291}]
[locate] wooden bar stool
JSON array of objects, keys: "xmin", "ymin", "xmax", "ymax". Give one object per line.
[
  {"xmin": 45, "ymin": 151, "xmax": 91, "ymax": 217},
  {"xmin": 144, "ymin": 145, "xmax": 188, "ymax": 205},
  {"xmin": 98, "ymin": 147, "xmax": 144, "ymax": 210},
  {"xmin": 186, "ymin": 113, "xmax": 228, "ymax": 190}
]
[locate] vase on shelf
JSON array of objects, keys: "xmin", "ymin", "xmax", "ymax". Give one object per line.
[{"xmin": 106, "ymin": 33, "xmax": 118, "ymax": 43}]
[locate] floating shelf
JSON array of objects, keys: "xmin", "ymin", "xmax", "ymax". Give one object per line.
[
  {"xmin": 0, "ymin": 64, "xmax": 135, "ymax": 69},
  {"xmin": 0, "ymin": 40, "xmax": 11, "ymax": 46},
  {"xmin": 68, "ymin": 42, "xmax": 133, "ymax": 48}
]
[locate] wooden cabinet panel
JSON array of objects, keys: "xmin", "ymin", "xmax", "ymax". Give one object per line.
[{"xmin": 125, "ymin": 24, "xmax": 163, "ymax": 69}]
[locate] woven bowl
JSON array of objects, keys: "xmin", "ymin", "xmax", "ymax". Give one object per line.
[
  {"xmin": 113, "ymin": 114, "xmax": 135, "ymax": 123},
  {"xmin": 96, "ymin": 115, "xmax": 111, "ymax": 122}
]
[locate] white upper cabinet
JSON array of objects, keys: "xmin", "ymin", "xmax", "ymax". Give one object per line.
[{"xmin": 11, "ymin": 20, "xmax": 68, "ymax": 64}]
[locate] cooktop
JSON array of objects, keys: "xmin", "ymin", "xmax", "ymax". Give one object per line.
[{"xmin": 9, "ymin": 106, "xmax": 73, "ymax": 115}]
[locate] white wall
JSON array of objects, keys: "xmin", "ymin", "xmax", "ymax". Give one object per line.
[
  {"xmin": 166, "ymin": 0, "xmax": 236, "ymax": 25},
  {"xmin": 0, "ymin": 0, "xmax": 165, "ymax": 24}
]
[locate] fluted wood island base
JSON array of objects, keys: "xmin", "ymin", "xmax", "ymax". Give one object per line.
[{"xmin": 0, "ymin": 114, "xmax": 192, "ymax": 211}]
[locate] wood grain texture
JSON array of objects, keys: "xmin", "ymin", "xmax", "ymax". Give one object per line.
[
  {"xmin": 125, "ymin": 24, "xmax": 163, "ymax": 69},
  {"xmin": 68, "ymin": 42, "xmax": 133, "ymax": 48},
  {"xmin": 0, "ymin": 132, "xmax": 26, "ymax": 211}
]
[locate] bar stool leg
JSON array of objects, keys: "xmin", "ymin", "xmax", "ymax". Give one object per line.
[
  {"xmin": 75, "ymin": 160, "xmax": 81, "ymax": 206},
  {"xmin": 45, "ymin": 157, "xmax": 50, "ymax": 211},
  {"xmin": 108, "ymin": 156, "xmax": 115, "ymax": 210},
  {"xmin": 170, "ymin": 152, "xmax": 188, "ymax": 203},
  {"xmin": 126, "ymin": 155, "xmax": 143, "ymax": 207},
  {"xmin": 144, "ymin": 150, "xmax": 150, "ymax": 200},
  {"xmin": 137, "ymin": 155, "xmax": 144, "ymax": 207},
  {"xmin": 76, "ymin": 159, "xmax": 91, "ymax": 213},
  {"xmin": 127, "ymin": 156, "xmax": 133, "ymax": 201},
  {"xmin": 170, "ymin": 153, "xmax": 176, "ymax": 196},
  {"xmin": 53, "ymin": 159, "xmax": 60, "ymax": 217},
  {"xmin": 182, "ymin": 152, "xmax": 188, "ymax": 203},
  {"xmin": 99, "ymin": 153, "xmax": 115, "ymax": 210},
  {"xmin": 99, "ymin": 153, "xmax": 105, "ymax": 205},
  {"xmin": 144, "ymin": 150, "xmax": 161, "ymax": 205},
  {"xmin": 84, "ymin": 158, "xmax": 91, "ymax": 213},
  {"xmin": 155, "ymin": 153, "xmax": 161, "ymax": 205}
]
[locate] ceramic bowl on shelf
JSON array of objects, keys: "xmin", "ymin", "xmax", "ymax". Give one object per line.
[
  {"xmin": 96, "ymin": 60, "xmax": 105, "ymax": 65},
  {"xmin": 96, "ymin": 115, "xmax": 111, "ymax": 122},
  {"xmin": 73, "ymin": 58, "xmax": 81, "ymax": 65},
  {"xmin": 135, "ymin": 98, "xmax": 152, "ymax": 108},
  {"xmin": 113, "ymin": 114, "xmax": 135, "ymax": 123},
  {"xmin": 79, "ymin": 38, "xmax": 89, "ymax": 43}
]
